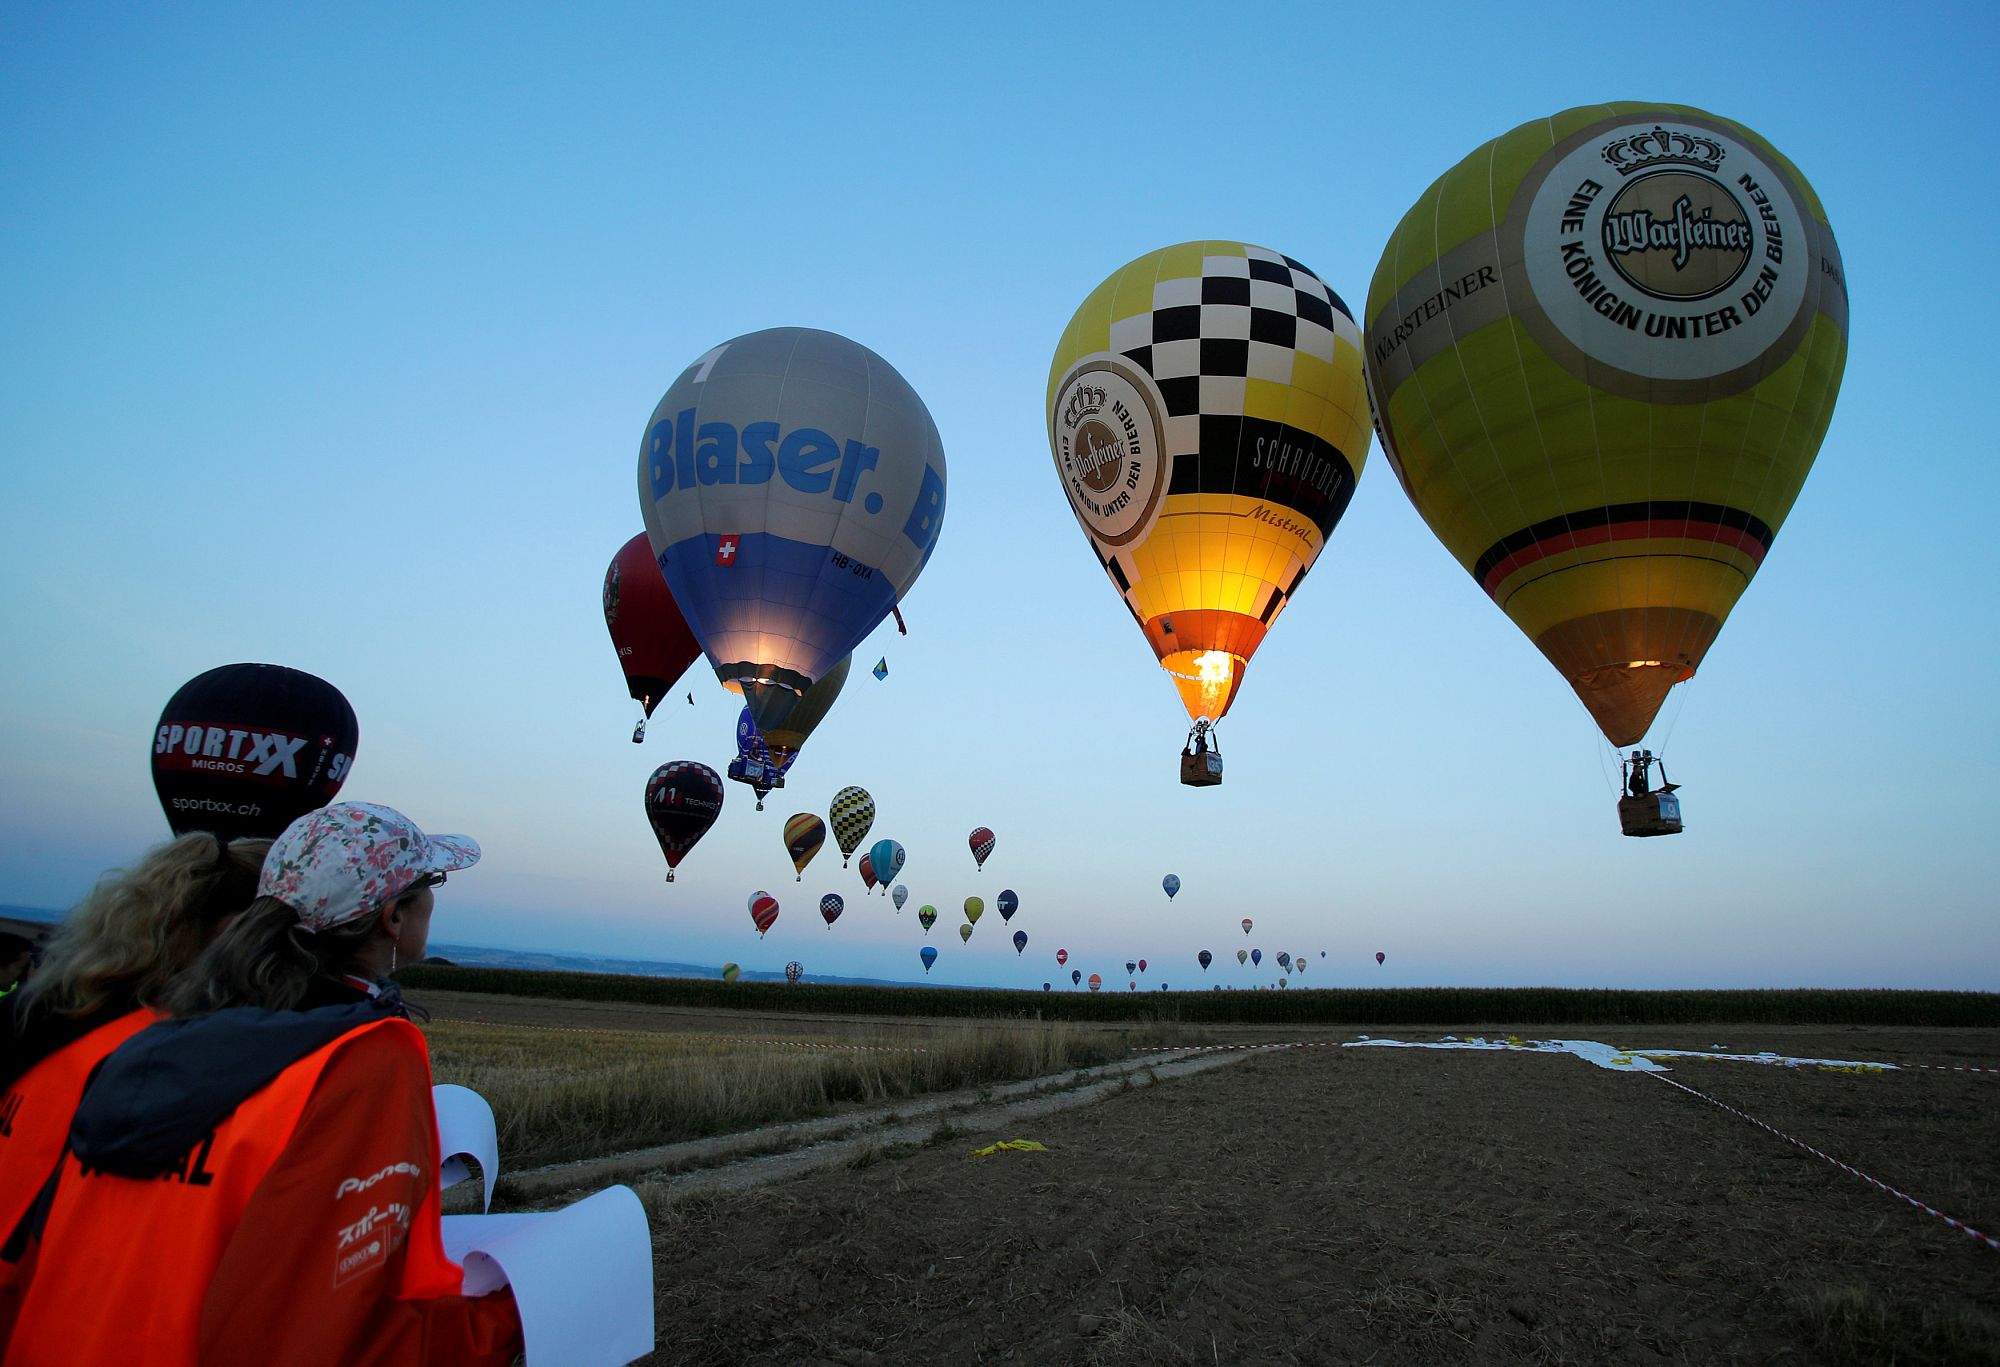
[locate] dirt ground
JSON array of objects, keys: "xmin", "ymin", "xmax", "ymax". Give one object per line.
[{"xmin": 631, "ymin": 1027, "xmax": 1997, "ymax": 1367}]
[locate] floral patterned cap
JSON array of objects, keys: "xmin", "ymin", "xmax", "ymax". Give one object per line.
[{"xmin": 258, "ymin": 801, "xmax": 480, "ymax": 932}]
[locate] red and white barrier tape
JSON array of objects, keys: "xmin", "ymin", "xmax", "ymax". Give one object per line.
[{"xmin": 1647, "ymin": 1070, "xmax": 1998, "ymax": 1253}]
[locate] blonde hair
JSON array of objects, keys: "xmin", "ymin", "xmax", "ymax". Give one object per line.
[
  {"xmin": 16, "ymin": 832, "xmax": 270, "ymax": 1023},
  {"xmin": 163, "ymin": 895, "xmax": 385, "ymax": 1017}
]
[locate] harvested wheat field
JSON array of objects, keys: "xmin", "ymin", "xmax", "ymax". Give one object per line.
[{"xmin": 417, "ymin": 987, "xmax": 1999, "ymax": 1367}]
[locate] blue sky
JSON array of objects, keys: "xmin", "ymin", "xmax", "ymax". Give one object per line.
[{"xmin": 3, "ymin": 2, "xmax": 1995, "ymax": 991}]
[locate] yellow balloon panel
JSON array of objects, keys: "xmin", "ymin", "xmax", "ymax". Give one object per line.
[
  {"xmin": 1048, "ymin": 241, "xmax": 1371, "ymax": 724},
  {"xmin": 1364, "ymin": 105, "xmax": 1848, "ymax": 745}
]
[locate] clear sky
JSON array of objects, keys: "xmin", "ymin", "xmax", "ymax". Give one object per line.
[{"xmin": 3, "ymin": 2, "xmax": 1995, "ymax": 992}]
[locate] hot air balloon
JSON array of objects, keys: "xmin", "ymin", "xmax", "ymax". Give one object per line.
[
  {"xmin": 872, "ymin": 657, "xmax": 888, "ymax": 680},
  {"xmin": 1071, "ymin": 969, "xmax": 1082, "ymax": 985},
  {"xmin": 820, "ymin": 893, "xmax": 843, "ymax": 927},
  {"xmin": 1138, "ymin": 959, "xmax": 1147, "ymax": 973},
  {"xmin": 1279, "ymin": 977, "xmax": 1288, "ymax": 989},
  {"xmin": 892, "ymin": 884, "xmax": 908, "ymax": 911},
  {"xmin": 1236, "ymin": 949, "xmax": 1248, "ymax": 965},
  {"xmin": 1087, "ymin": 974, "xmax": 1102, "ymax": 993},
  {"xmin": 831, "ymin": 786, "xmax": 875, "ymax": 866},
  {"xmin": 1198, "ymin": 950, "xmax": 1212, "ymax": 971},
  {"xmin": 1129, "ymin": 982, "xmax": 1136, "ymax": 992},
  {"xmin": 645, "ymin": 761, "xmax": 724, "ymax": 881},
  {"xmin": 638, "ymin": 328, "xmax": 948, "ymax": 752},
  {"xmin": 1364, "ymin": 105, "xmax": 1848, "ymax": 837},
  {"xmin": 151, "ymin": 664, "xmax": 358, "ymax": 842},
  {"xmin": 958, "ymin": 923, "xmax": 973, "ymax": 943},
  {"xmin": 784, "ymin": 813, "xmax": 826, "ymax": 881},
  {"xmin": 869, "ymin": 839, "xmax": 906, "ymax": 890},
  {"xmin": 748, "ymin": 891, "xmax": 780, "ymax": 937},
  {"xmin": 722, "ymin": 962, "xmax": 740, "ymax": 983},
  {"xmin": 604, "ymin": 533, "xmax": 701, "ymax": 743},
  {"xmin": 1012, "ymin": 930, "xmax": 1028, "ymax": 955},
  {"xmin": 859, "ymin": 852, "xmax": 878, "ymax": 894},
  {"xmin": 1250, "ymin": 949, "xmax": 1262, "ymax": 967},
  {"xmin": 1056, "ymin": 948, "xmax": 1069, "ymax": 966},
  {"xmin": 1047, "ymin": 241, "xmax": 1371, "ymax": 786},
  {"xmin": 997, "ymin": 890, "xmax": 1019, "ymax": 922},
  {"xmin": 785, "ymin": 960, "xmax": 803, "ymax": 984},
  {"xmin": 921, "ymin": 946, "xmax": 938, "ymax": 974},
  {"xmin": 1376, "ymin": 951, "xmax": 1385, "ymax": 965},
  {"xmin": 729, "ymin": 706, "xmax": 794, "ymax": 811},
  {"xmin": 749, "ymin": 654, "xmax": 852, "ymax": 783},
  {"xmin": 964, "ymin": 897, "xmax": 984, "ymax": 926},
  {"xmin": 1125, "ymin": 960, "xmax": 1136, "ymax": 975},
  {"xmin": 1241, "ymin": 919, "xmax": 1253, "ymax": 935},
  {"xmin": 1277, "ymin": 952, "xmax": 1291, "ymax": 971},
  {"xmin": 1162, "ymin": 874, "xmax": 1180, "ymax": 900},
  {"xmin": 967, "ymin": 827, "xmax": 995, "ymax": 870},
  {"xmin": 918, "ymin": 905, "xmax": 938, "ymax": 934}
]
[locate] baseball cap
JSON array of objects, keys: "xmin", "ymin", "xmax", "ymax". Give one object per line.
[{"xmin": 258, "ymin": 801, "xmax": 480, "ymax": 933}]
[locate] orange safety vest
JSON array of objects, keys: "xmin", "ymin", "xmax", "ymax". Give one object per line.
[
  {"xmin": 0, "ymin": 1008, "xmax": 158, "ymax": 1341},
  {"xmin": 4, "ymin": 1017, "xmax": 489, "ymax": 1367}
]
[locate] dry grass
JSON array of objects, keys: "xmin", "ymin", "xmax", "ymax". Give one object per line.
[
  {"xmin": 1790, "ymin": 1283, "xmax": 2000, "ymax": 1367},
  {"xmin": 423, "ymin": 1017, "xmax": 1131, "ymax": 1168}
]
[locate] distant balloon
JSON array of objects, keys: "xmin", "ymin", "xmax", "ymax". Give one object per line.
[
  {"xmin": 1279, "ymin": 977, "xmax": 1288, "ymax": 989},
  {"xmin": 859, "ymin": 852, "xmax": 878, "ymax": 893},
  {"xmin": 603, "ymin": 533, "xmax": 700, "ymax": 743},
  {"xmin": 1043, "ymin": 982, "xmax": 1051, "ymax": 992},
  {"xmin": 1250, "ymin": 949, "xmax": 1262, "ymax": 967},
  {"xmin": 872, "ymin": 656, "xmax": 888, "ymax": 681},
  {"xmin": 638, "ymin": 328, "xmax": 948, "ymax": 747},
  {"xmin": 921, "ymin": 945, "xmax": 938, "ymax": 974},
  {"xmin": 918, "ymin": 905, "xmax": 938, "ymax": 934},
  {"xmin": 1125, "ymin": 960, "xmax": 1136, "ymax": 975},
  {"xmin": 1236, "ymin": 949, "xmax": 1248, "ymax": 965},
  {"xmin": 721, "ymin": 962, "xmax": 740, "ymax": 983},
  {"xmin": 892, "ymin": 884, "xmax": 909, "ymax": 911},
  {"xmin": 958, "ymin": 922, "xmax": 973, "ymax": 943},
  {"xmin": 1056, "ymin": 948, "xmax": 1069, "ymax": 966},
  {"xmin": 1087, "ymin": 974, "xmax": 1102, "ymax": 993},
  {"xmin": 820, "ymin": 893, "xmax": 844, "ymax": 927},
  {"xmin": 968, "ymin": 826, "xmax": 996, "ymax": 870},
  {"xmin": 1012, "ymin": 930, "xmax": 1028, "ymax": 955},
  {"xmin": 151, "ymin": 664, "xmax": 358, "ymax": 842},
  {"xmin": 1376, "ymin": 951, "xmax": 1386, "ymax": 965},
  {"xmin": 1198, "ymin": 950, "xmax": 1212, "ymax": 971},
  {"xmin": 1162, "ymin": 874, "xmax": 1180, "ymax": 900},
  {"xmin": 748, "ymin": 891, "xmax": 780, "ymax": 937},
  {"xmin": 783, "ymin": 813, "xmax": 826, "ymax": 882},
  {"xmin": 868, "ymin": 839, "xmax": 906, "ymax": 890},
  {"xmin": 963, "ymin": 897, "xmax": 984, "ymax": 926},
  {"xmin": 1241, "ymin": 919, "xmax": 1253, "ymax": 935},
  {"xmin": 997, "ymin": 889, "xmax": 1019, "ymax": 921},
  {"xmin": 784, "ymin": 960, "xmax": 803, "ymax": 984},
  {"xmin": 1071, "ymin": 969, "xmax": 1082, "ymax": 986},
  {"xmin": 830, "ymin": 786, "xmax": 875, "ymax": 866},
  {"xmin": 1277, "ymin": 952, "xmax": 1292, "ymax": 970},
  {"xmin": 645, "ymin": 761, "xmax": 724, "ymax": 881},
  {"xmin": 1138, "ymin": 959, "xmax": 1147, "ymax": 973}
]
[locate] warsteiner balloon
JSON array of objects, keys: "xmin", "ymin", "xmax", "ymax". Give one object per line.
[
  {"xmin": 645, "ymin": 761, "xmax": 724, "ymax": 881},
  {"xmin": 151, "ymin": 664, "xmax": 357, "ymax": 841},
  {"xmin": 1365, "ymin": 105, "xmax": 1848, "ymax": 752},
  {"xmin": 638, "ymin": 328, "xmax": 947, "ymax": 744},
  {"xmin": 604, "ymin": 533, "xmax": 700, "ymax": 742},
  {"xmin": 1047, "ymin": 242, "xmax": 1371, "ymax": 758}
]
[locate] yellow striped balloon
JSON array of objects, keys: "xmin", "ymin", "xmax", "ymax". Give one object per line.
[{"xmin": 1364, "ymin": 103, "xmax": 1848, "ymax": 745}]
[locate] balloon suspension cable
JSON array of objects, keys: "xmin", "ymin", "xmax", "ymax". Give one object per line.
[
  {"xmin": 1654, "ymin": 673, "xmax": 1695, "ymax": 762},
  {"xmin": 892, "ymin": 604, "xmax": 907, "ymax": 636}
]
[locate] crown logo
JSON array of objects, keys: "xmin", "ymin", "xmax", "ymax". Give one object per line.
[
  {"xmin": 1063, "ymin": 382, "xmax": 1107, "ymax": 429},
  {"xmin": 1600, "ymin": 125, "xmax": 1725, "ymax": 176}
]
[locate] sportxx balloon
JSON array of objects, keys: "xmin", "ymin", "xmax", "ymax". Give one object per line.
[
  {"xmin": 963, "ymin": 896, "xmax": 984, "ymax": 926},
  {"xmin": 604, "ymin": 533, "xmax": 701, "ymax": 742},
  {"xmin": 820, "ymin": 893, "xmax": 844, "ymax": 927},
  {"xmin": 967, "ymin": 827, "xmax": 996, "ymax": 870},
  {"xmin": 892, "ymin": 884, "xmax": 908, "ymax": 911},
  {"xmin": 722, "ymin": 962, "xmax": 740, "ymax": 983},
  {"xmin": 868, "ymin": 838, "xmax": 906, "ymax": 891},
  {"xmin": 1056, "ymin": 948, "xmax": 1069, "ymax": 965},
  {"xmin": 830, "ymin": 786, "xmax": 875, "ymax": 865},
  {"xmin": 783, "ymin": 813, "xmax": 827, "ymax": 881},
  {"xmin": 1047, "ymin": 242, "xmax": 1371, "ymax": 739},
  {"xmin": 1162, "ymin": 874, "xmax": 1180, "ymax": 900},
  {"xmin": 1365, "ymin": 105, "xmax": 1848, "ymax": 751},
  {"xmin": 859, "ymin": 851, "xmax": 878, "ymax": 893},
  {"xmin": 638, "ymin": 328, "xmax": 947, "ymax": 744},
  {"xmin": 1241, "ymin": 919, "xmax": 1253, "ymax": 935},
  {"xmin": 785, "ymin": 960, "xmax": 803, "ymax": 984},
  {"xmin": 1013, "ymin": 930, "xmax": 1028, "ymax": 955},
  {"xmin": 997, "ymin": 889, "xmax": 1019, "ymax": 922},
  {"xmin": 645, "ymin": 761, "xmax": 724, "ymax": 881},
  {"xmin": 958, "ymin": 922, "xmax": 973, "ymax": 943},
  {"xmin": 152, "ymin": 664, "xmax": 358, "ymax": 842},
  {"xmin": 1198, "ymin": 950, "xmax": 1212, "ymax": 970},
  {"xmin": 918, "ymin": 905, "xmax": 938, "ymax": 934},
  {"xmin": 921, "ymin": 945, "xmax": 938, "ymax": 974},
  {"xmin": 748, "ymin": 891, "xmax": 780, "ymax": 937}
]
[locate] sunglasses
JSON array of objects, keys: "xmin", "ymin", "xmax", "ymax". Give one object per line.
[{"xmin": 408, "ymin": 870, "xmax": 448, "ymax": 892}]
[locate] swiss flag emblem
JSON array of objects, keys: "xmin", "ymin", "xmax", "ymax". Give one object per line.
[{"xmin": 714, "ymin": 534, "xmax": 741, "ymax": 566}]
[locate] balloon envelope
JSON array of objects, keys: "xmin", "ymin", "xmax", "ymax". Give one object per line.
[
  {"xmin": 1363, "ymin": 104, "xmax": 1848, "ymax": 746},
  {"xmin": 963, "ymin": 897, "xmax": 984, "ymax": 926},
  {"xmin": 645, "ymin": 761, "xmax": 724, "ymax": 879},
  {"xmin": 1162, "ymin": 874, "xmax": 1180, "ymax": 900},
  {"xmin": 921, "ymin": 945, "xmax": 938, "ymax": 973},
  {"xmin": 892, "ymin": 884, "xmax": 908, "ymax": 911},
  {"xmin": 968, "ymin": 827, "xmax": 996, "ymax": 869},
  {"xmin": 1012, "ymin": 930, "xmax": 1028, "ymax": 954},
  {"xmin": 997, "ymin": 889, "xmax": 1019, "ymax": 921},
  {"xmin": 783, "ymin": 813, "xmax": 826, "ymax": 880},
  {"xmin": 1198, "ymin": 950, "xmax": 1212, "ymax": 970},
  {"xmin": 830, "ymin": 786, "xmax": 875, "ymax": 864},
  {"xmin": 722, "ymin": 962, "xmax": 740, "ymax": 983},
  {"xmin": 917, "ymin": 905, "xmax": 938, "ymax": 933},
  {"xmin": 1376, "ymin": 951, "xmax": 1386, "ymax": 965},
  {"xmin": 1071, "ymin": 969, "xmax": 1082, "ymax": 985},
  {"xmin": 1237, "ymin": 949, "xmax": 1248, "ymax": 965},
  {"xmin": 638, "ymin": 328, "xmax": 948, "ymax": 743},
  {"xmin": 1241, "ymin": 919, "xmax": 1253, "ymax": 935},
  {"xmin": 869, "ymin": 838, "xmax": 906, "ymax": 888},
  {"xmin": 859, "ymin": 852, "xmax": 878, "ymax": 891},
  {"xmin": 1087, "ymin": 974, "xmax": 1102, "ymax": 992},
  {"xmin": 755, "ymin": 655, "xmax": 851, "ymax": 768},
  {"xmin": 604, "ymin": 533, "xmax": 700, "ymax": 724},
  {"xmin": 151, "ymin": 663, "xmax": 358, "ymax": 841},
  {"xmin": 1251, "ymin": 949, "xmax": 1262, "ymax": 966},
  {"xmin": 749, "ymin": 891, "xmax": 780, "ymax": 936},
  {"xmin": 820, "ymin": 893, "xmax": 844, "ymax": 926},
  {"xmin": 1056, "ymin": 948, "xmax": 1069, "ymax": 965},
  {"xmin": 784, "ymin": 960, "xmax": 803, "ymax": 984},
  {"xmin": 958, "ymin": 922, "xmax": 973, "ymax": 943},
  {"xmin": 1047, "ymin": 241, "xmax": 1371, "ymax": 726}
]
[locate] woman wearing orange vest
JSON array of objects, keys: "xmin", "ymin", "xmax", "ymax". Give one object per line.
[
  {"xmin": 0, "ymin": 832, "xmax": 269, "ymax": 1345},
  {"xmin": 4, "ymin": 802, "xmax": 524, "ymax": 1367}
]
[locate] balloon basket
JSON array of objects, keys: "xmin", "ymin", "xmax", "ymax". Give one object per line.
[
  {"xmin": 1180, "ymin": 749, "xmax": 1223, "ymax": 786},
  {"xmin": 1618, "ymin": 791, "xmax": 1684, "ymax": 837}
]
